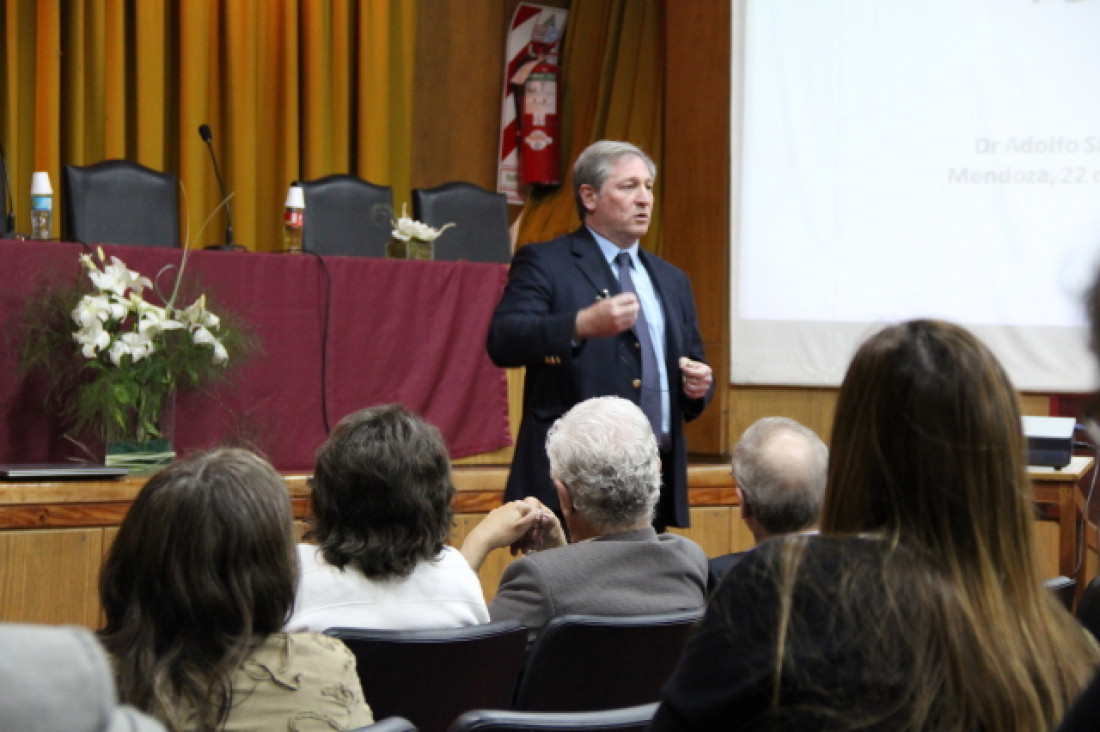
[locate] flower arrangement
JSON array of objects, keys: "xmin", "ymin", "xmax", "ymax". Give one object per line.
[
  {"xmin": 20, "ymin": 247, "xmax": 254, "ymax": 468},
  {"xmin": 388, "ymin": 204, "xmax": 454, "ymax": 260}
]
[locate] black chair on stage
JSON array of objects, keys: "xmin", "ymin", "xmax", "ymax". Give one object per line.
[
  {"xmin": 448, "ymin": 703, "xmax": 659, "ymax": 732},
  {"xmin": 63, "ymin": 160, "xmax": 179, "ymax": 248},
  {"xmin": 512, "ymin": 611, "xmax": 701, "ymax": 713},
  {"xmin": 300, "ymin": 174, "xmax": 393, "ymax": 258},
  {"xmin": 411, "ymin": 181, "xmax": 511, "ymax": 263},
  {"xmin": 326, "ymin": 620, "xmax": 528, "ymax": 732}
]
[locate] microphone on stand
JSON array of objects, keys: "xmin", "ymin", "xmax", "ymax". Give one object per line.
[
  {"xmin": 0, "ymin": 139, "xmax": 14, "ymax": 237},
  {"xmin": 197, "ymin": 123, "xmax": 239, "ymax": 251}
]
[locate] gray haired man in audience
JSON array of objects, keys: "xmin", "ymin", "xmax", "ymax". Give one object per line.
[
  {"xmin": 709, "ymin": 416, "xmax": 828, "ymax": 589},
  {"xmin": 461, "ymin": 395, "xmax": 708, "ymax": 635}
]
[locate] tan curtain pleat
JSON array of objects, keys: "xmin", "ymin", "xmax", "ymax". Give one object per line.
[
  {"xmin": 516, "ymin": 0, "xmax": 664, "ymax": 256},
  {"xmin": 134, "ymin": 0, "xmax": 168, "ymax": 170},
  {"xmin": 357, "ymin": 0, "xmax": 415, "ymax": 204},
  {"xmin": 0, "ymin": 0, "xmax": 416, "ymax": 252},
  {"xmin": 33, "ymin": 0, "xmax": 62, "ymax": 175},
  {"xmin": 102, "ymin": 0, "xmax": 127, "ymax": 159}
]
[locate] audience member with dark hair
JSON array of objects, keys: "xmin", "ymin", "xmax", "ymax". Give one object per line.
[
  {"xmin": 652, "ymin": 320, "xmax": 1099, "ymax": 731},
  {"xmin": 287, "ymin": 404, "xmax": 488, "ymax": 632},
  {"xmin": 99, "ymin": 448, "xmax": 373, "ymax": 732},
  {"xmin": 708, "ymin": 416, "xmax": 828, "ymax": 589},
  {"xmin": 462, "ymin": 396, "xmax": 707, "ymax": 635}
]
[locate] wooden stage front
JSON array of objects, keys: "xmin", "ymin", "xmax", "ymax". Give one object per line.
[{"xmin": 0, "ymin": 460, "xmax": 1093, "ymax": 628}]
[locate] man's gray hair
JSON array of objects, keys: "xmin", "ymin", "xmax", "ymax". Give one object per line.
[
  {"xmin": 732, "ymin": 417, "xmax": 828, "ymax": 536},
  {"xmin": 546, "ymin": 396, "xmax": 660, "ymax": 531},
  {"xmin": 572, "ymin": 140, "xmax": 657, "ymax": 221}
]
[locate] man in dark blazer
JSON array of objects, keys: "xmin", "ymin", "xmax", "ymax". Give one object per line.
[
  {"xmin": 460, "ymin": 396, "xmax": 708, "ymax": 635},
  {"xmin": 487, "ymin": 140, "xmax": 714, "ymax": 529}
]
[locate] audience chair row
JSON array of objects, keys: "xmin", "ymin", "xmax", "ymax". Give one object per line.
[
  {"xmin": 60, "ymin": 159, "xmax": 513, "ymax": 262},
  {"xmin": 358, "ymin": 703, "xmax": 659, "ymax": 732},
  {"xmin": 328, "ymin": 610, "xmax": 700, "ymax": 732}
]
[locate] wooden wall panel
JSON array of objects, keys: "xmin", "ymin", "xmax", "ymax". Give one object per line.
[
  {"xmin": 729, "ymin": 386, "xmax": 839, "ymax": 445},
  {"xmin": 412, "ymin": 0, "xmax": 506, "ymax": 192},
  {"xmin": 669, "ymin": 507, "xmax": 733, "ymax": 558},
  {"xmin": 411, "ymin": 0, "xmax": 567, "ymax": 195},
  {"xmin": 728, "ymin": 387, "xmax": 1054, "ymax": 447},
  {"xmin": 1034, "ymin": 520, "xmax": 1061, "ymax": 580},
  {"xmin": 663, "ymin": 0, "xmax": 732, "ymax": 459},
  {"xmin": 0, "ymin": 528, "xmax": 103, "ymax": 626}
]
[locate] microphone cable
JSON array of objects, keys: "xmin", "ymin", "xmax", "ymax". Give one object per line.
[
  {"xmin": 0, "ymin": 139, "xmax": 14, "ymax": 235},
  {"xmin": 299, "ymin": 248, "xmax": 333, "ymax": 436}
]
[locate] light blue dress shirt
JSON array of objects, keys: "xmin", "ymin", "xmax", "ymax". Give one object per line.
[{"xmin": 588, "ymin": 228, "xmax": 670, "ymax": 437}]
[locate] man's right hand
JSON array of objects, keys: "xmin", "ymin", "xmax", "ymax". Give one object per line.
[{"xmin": 574, "ymin": 293, "xmax": 639, "ymax": 340}]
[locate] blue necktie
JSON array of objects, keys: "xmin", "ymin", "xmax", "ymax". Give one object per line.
[{"xmin": 616, "ymin": 251, "xmax": 664, "ymax": 444}]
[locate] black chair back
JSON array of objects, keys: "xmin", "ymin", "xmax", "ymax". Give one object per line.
[
  {"xmin": 1076, "ymin": 575, "xmax": 1100, "ymax": 639},
  {"xmin": 354, "ymin": 717, "xmax": 420, "ymax": 732},
  {"xmin": 448, "ymin": 703, "xmax": 658, "ymax": 732},
  {"xmin": 300, "ymin": 174, "xmax": 393, "ymax": 257},
  {"xmin": 1056, "ymin": 667, "xmax": 1100, "ymax": 731},
  {"xmin": 326, "ymin": 621, "xmax": 528, "ymax": 732},
  {"xmin": 512, "ymin": 611, "xmax": 701, "ymax": 712},
  {"xmin": 63, "ymin": 160, "xmax": 179, "ymax": 247},
  {"xmin": 412, "ymin": 181, "xmax": 511, "ymax": 263}
]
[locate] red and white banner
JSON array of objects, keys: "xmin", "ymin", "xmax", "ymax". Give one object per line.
[{"xmin": 497, "ymin": 3, "xmax": 569, "ymax": 205}]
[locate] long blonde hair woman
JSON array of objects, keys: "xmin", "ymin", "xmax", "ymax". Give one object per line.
[{"xmin": 652, "ymin": 320, "xmax": 1098, "ymax": 731}]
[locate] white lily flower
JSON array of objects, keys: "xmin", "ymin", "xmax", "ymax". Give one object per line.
[
  {"xmin": 391, "ymin": 203, "xmax": 454, "ymax": 243},
  {"xmin": 107, "ymin": 296, "xmax": 130, "ymax": 321},
  {"xmin": 73, "ymin": 322, "xmax": 111, "ymax": 359},
  {"xmin": 57, "ymin": 249, "xmax": 241, "ymax": 449},
  {"xmin": 88, "ymin": 257, "xmax": 153, "ymax": 297},
  {"xmin": 124, "ymin": 331, "xmax": 156, "ymax": 362},
  {"xmin": 134, "ymin": 299, "xmax": 184, "ymax": 337},
  {"xmin": 191, "ymin": 327, "xmax": 229, "ymax": 366},
  {"xmin": 72, "ymin": 294, "xmax": 112, "ymax": 328},
  {"xmin": 108, "ymin": 338, "xmax": 132, "ymax": 366},
  {"xmin": 191, "ymin": 326, "xmax": 215, "ymax": 346},
  {"xmin": 180, "ymin": 295, "xmax": 221, "ymax": 330}
]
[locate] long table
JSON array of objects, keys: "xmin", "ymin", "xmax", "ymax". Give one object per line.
[
  {"xmin": 0, "ymin": 239, "xmax": 512, "ymax": 470},
  {"xmin": 1031, "ymin": 456, "xmax": 1097, "ymax": 602}
]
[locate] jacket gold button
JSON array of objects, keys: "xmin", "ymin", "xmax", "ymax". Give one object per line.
[{"xmin": 632, "ymin": 379, "xmax": 642, "ymax": 389}]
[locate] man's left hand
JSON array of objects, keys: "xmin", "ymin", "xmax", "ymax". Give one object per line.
[{"xmin": 679, "ymin": 357, "xmax": 713, "ymax": 400}]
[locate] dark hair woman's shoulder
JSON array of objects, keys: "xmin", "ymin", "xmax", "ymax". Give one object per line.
[{"xmin": 713, "ymin": 534, "xmax": 886, "ymax": 600}]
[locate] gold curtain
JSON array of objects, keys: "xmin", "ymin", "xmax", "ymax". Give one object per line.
[
  {"xmin": 0, "ymin": 0, "xmax": 415, "ymax": 252},
  {"xmin": 515, "ymin": 0, "xmax": 664, "ymax": 255}
]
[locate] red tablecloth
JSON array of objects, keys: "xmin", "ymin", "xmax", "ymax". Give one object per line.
[{"xmin": 0, "ymin": 240, "xmax": 511, "ymax": 470}]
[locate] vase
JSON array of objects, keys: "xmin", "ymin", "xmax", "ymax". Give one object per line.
[
  {"xmin": 407, "ymin": 238, "xmax": 434, "ymax": 261},
  {"xmin": 104, "ymin": 390, "xmax": 177, "ymax": 473},
  {"xmin": 386, "ymin": 239, "xmax": 408, "ymax": 259}
]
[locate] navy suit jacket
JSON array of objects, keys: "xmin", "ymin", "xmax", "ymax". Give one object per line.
[{"xmin": 487, "ymin": 227, "xmax": 712, "ymax": 527}]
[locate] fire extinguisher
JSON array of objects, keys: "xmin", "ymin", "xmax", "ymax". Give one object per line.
[{"xmin": 518, "ymin": 52, "xmax": 561, "ymax": 186}]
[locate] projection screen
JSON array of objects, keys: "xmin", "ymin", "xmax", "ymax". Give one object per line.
[{"xmin": 729, "ymin": 0, "xmax": 1100, "ymax": 392}]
